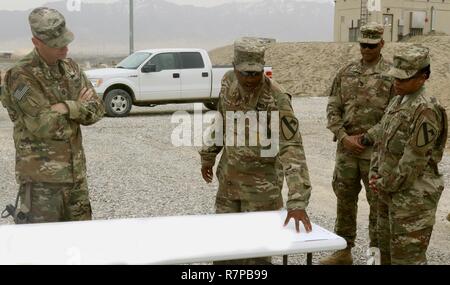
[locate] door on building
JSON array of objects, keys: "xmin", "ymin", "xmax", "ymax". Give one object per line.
[
  {"xmin": 383, "ymin": 14, "xmax": 393, "ymax": 42},
  {"xmin": 349, "ymin": 27, "xmax": 359, "ymax": 42}
]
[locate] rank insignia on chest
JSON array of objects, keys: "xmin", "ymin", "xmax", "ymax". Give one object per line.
[
  {"xmin": 416, "ymin": 121, "xmax": 438, "ymax": 147},
  {"xmin": 281, "ymin": 115, "xmax": 298, "ymax": 140},
  {"xmin": 13, "ymin": 84, "xmax": 30, "ymax": 101}
]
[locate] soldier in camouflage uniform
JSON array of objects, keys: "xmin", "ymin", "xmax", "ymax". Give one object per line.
[
  {"xmin": 199, "ymin": 38, "xmax": 313, "ymax": 265},
  {"xmin": 321, "ymin": 23, "xmax": 395, "ymax": 265},
  {"xmin": 369, "ymin": 45, "xmax": 447, "ymax": 265},
  {"xmin": 0, "ymin": 8, "xmax": 105, "ymax": 223}
]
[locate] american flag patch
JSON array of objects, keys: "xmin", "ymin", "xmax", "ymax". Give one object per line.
[{"xmin": 13, "ymin": 85, "xmax": 30, "ymax": 101}]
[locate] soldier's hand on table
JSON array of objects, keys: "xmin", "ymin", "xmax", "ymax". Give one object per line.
[
  {"xmin": 284, "ymin": 209, "xmax": 312, "ymax": 233},
  {"xmin": 51, "ymin": 103, "xmax": 69, "ymax": 114},
  {"xmin": 369, "ymin": 175, "xmax": 380, "ymax": 193},
  {"xmin": 79, "ymin": 87, "xmax": 95, "ymax": 102},
  {"xmin": 342, "ymin": 134, "xmax": 365, "ymax": 154},
  {"xmin": 201, "ymin": 165, "xmax": 213, "ymax": 183}
]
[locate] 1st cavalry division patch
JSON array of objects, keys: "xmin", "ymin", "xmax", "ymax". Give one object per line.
[
  {"xmin": 416, "ymin": 121, "xmax": 438, "ymax": 147},
  {"xmin": 281, "ymin": 115, "xmax": 298, "ymax": 140}
]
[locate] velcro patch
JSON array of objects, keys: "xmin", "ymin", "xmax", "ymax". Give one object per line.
[
  {"xmin": 416, "ymin": 121, "xmax": 438, "ymax": 147},
  {"xmin": 13, "ymin": 84, "xmax": 30, "ymax": 101},
  {"xmin": 281, "ymin": 115, "xmax": 298, "ymax": 140}
]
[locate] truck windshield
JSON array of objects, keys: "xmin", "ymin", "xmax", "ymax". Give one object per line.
[{"xmin": 116, "ymin": 52, "xmax": 152, "ymax": 69}]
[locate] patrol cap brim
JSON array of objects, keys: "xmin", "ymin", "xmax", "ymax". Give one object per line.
[
  {"xmin": 235, "ymin": 62, "xmax": 264, "ymax": 72},
  {"xmin": 386, "ymin": 67, "xmax": 417, "ymax": 79},
  {"xmin": 358, "ymin": 37, "xmax": 382, "ymax": 44},
  {"xmin": 44, "ymin": 28, "xmax": 74, "ymax": 48}
]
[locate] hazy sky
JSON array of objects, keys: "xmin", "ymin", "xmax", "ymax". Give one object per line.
[{"xmin": 0, "ymin": 0, "xmax": 333, "ymax": 11}]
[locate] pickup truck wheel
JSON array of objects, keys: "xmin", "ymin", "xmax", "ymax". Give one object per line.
[
  {"xmin": 104, "ymin": 89, "xmax": 132, "ymax": 117},
  {"xmin": 203, "ymin": 101, "xmax": 218, "ymax": 110}
]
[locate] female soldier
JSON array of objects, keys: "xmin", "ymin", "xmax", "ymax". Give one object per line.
[{"xmin": 369, "ymin": 45, "xmax": 447, "ymax": 265}]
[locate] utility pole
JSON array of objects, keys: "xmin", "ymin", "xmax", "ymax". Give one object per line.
[{"xmin": 129, "ymin": 0, "xmax": 134, "ymax": 55}]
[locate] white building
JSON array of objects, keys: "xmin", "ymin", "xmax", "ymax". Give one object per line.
[{"xmin": 334, "ymin": 0, "xmax": 450, "ymax": 42}]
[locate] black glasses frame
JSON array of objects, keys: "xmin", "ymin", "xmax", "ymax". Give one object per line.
[
  {"xmin": 359, "ymin": 43, "xmax": 380, "ymax": 50},
  {"xmin": 238, "ymin": 70, "xmax": 264, "ymax": 77}
]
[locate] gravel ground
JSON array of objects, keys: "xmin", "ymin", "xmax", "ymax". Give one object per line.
[{"xmin": 0, "ymin": 97, "xmax": 449, "ymax": 265}]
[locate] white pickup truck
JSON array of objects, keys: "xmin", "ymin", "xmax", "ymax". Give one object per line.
[{"xmin": 85, "ymin": 48, "xmax": 273, "ymax": 117}]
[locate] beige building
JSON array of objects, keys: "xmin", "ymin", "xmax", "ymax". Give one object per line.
[{"xmin": 334, "ymin": 0, "xmax": 450, "ymax": 42}]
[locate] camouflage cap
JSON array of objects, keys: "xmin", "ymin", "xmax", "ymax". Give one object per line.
[
  {"xmin": 233, "ymin": 37, "xmax": 266, "ymax": 72},
  {"xmin": 29, "ymin": 7, "xmax": 74, "ymax": 48},
  {"xmin": 359, "ymin": 22, "xmax": 384, "ymax": 44},
  {"xmin": 387, "ymin": 45, "xmax": 431, "ymax": 79}
]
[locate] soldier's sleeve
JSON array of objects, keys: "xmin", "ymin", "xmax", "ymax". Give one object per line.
[
  {"xmin": 0, "ymin": 71, "xmax": 18, "ymax": 122},
  {"xmin": 198, "ymin": 72, "xmax": 231, "ymax": 167},
  {"xmin": 7, "ymin": 70, "xmax": 72, "ymax": 140},
  {"xmin": 378, "ymin": 106, "xmax": 442, "ymax": 193},
  {"xmin": 366, "ymin": 122, "xmax": 382, "ymax": 144},
  {"xmin": 199, "ymin": 115, "xmax": 223, "ymax": 167},
  {"xmin": 278, "ymin": 93, "xmax": 312, "ymax": 210},
  {"xmin": 369, "ymin": 140, "xmax": 381, "ymax": 179},
  {"xmin": 326, "ymin": 71, "xmax": 347, "ymax": 142},
  {"xmin": 64, "ymin": 69, "xmax": 105, "ymax": 126}
]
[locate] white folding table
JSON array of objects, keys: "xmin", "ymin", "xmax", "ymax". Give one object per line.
[{"xmin": 0, "ymin": 210, "xmax": 346, "ymax": 265}]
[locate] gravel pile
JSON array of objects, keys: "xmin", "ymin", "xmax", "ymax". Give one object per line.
[{"xmin": 0, "ymin": 97, "xmax": 449, "ymax": 265}]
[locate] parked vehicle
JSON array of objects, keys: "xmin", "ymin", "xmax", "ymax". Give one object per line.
[{"xmin": 85, "ymin": 48, "xmax": 272, "ymax": 117}]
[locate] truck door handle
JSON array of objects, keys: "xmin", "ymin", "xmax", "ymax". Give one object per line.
[
  {"xmin": 202, "ymin": 72, "xmax": 209, "ymax": 77},
  {"xmin": 173, "ymin": 73, "xmax": 180, "ymax": 78}
]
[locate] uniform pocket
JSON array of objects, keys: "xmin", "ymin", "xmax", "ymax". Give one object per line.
[
  {"xmin": 385, "ymin": 117, "xmax": 408, "ymax": 156},
  {"xmin": 422, "ymin": 174, "xmax": 444, "ymax": 209},
  {"xmin": 16, "ymin": 140, "xmax": 74, "ymax": 183}
]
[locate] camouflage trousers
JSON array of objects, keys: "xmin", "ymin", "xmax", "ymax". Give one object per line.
[
  {"xmin": 18, "ymin": 179, "xmax": 92, "ymax": 223},
  {"xmin": 377, "ymin": 173, "xmax": 444, "ymax": 265},
  {"xmin": 332, "ymin": 150, "xmax": 378, "ymax": 248},
  {"xmin": 213, "ymin": 186, "xmax": 283, "ymax": 265}
]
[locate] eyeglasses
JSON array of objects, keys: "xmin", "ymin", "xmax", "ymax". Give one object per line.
[
  {"xmin": 238, "ymin": 70, "xmax": 263, "ymax": 77},
  {"xmin": 360, "ymin": 43, "xmax": 379, "ymax": 50}
]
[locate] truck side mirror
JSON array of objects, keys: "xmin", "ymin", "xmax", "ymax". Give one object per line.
[{"xmin": 142, "ymin": 64, "xmax": 157, "ymax": 73}]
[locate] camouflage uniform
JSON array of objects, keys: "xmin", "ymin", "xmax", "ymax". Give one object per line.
[
  {"xmin": 200, "ymin": 38, "xmax": 312, "ymax": 265},
  {"xmin": 0, "ymin": 8, "xmax": 105, "ymax": 223},
  {"xmin": 370, "ymin": 45, "xmax": 448, "ymax": 265},
  {"xmin": 325, "ymin": 23, "xmax": 395, "ymax": 254}
]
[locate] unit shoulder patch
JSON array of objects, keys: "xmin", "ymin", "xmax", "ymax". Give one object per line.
[
  {"xmin": 416, "ymin": 120, "xmax": 438, "ymax": 148},
  {"xmin": 281, "ymin": 115, "xmax": 298, "ymax": 140}
]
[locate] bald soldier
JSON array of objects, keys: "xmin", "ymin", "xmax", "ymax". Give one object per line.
[
  {"xmin": 321, "ymin": 22, "xmax": 395, "ymax": 265},
  {"xmin": 0, "ymin": 7, "xmax": 104, "ymax": 224},
  {"xmin": 200, "ymin": 38, "xmax": 313, "ymax": 265},
  {"xmin": 369, "ymin": 45, "xmax": 447, "ymax": 265}
]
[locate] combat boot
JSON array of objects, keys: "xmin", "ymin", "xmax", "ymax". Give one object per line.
[{"xmin": 319, "ymin": 248, "xmax": 353, "ymax": 265}]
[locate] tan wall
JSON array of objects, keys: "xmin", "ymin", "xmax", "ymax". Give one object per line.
[
  {"xmin": 334, "ymin": 0, "xmax": 450, "ymax": 42},
  {"xmin": 433, "ymin": 10, "xmax": 450, "ymax": 34}
]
